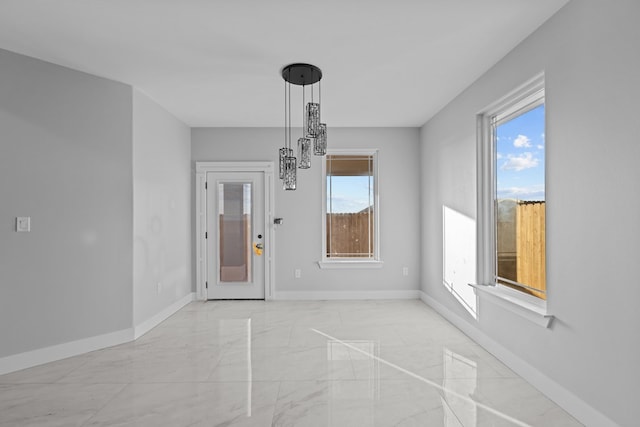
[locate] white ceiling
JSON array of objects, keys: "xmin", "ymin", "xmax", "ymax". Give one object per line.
[{"xmin": 0, "ymin": 0, "xmax": 569, "ymax": 127}]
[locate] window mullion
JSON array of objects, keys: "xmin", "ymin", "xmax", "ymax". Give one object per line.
[{"xmin": 491, "ymin": 115, "xmax": 499, "ymax": 285}]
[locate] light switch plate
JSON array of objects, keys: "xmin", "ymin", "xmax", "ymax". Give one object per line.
[{"xmin": 16, "ymin": 217, "xmax": 31, "ymax": 232}]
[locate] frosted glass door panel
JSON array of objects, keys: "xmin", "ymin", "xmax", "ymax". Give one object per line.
[{"xmin": 218, "ymin": 182, "xmax": 252, "ymax": 283}]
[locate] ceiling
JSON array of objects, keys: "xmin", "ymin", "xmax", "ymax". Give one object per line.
[{"xmin": 0, "ymin": 0, "xmax": 569, "ymax": 128}]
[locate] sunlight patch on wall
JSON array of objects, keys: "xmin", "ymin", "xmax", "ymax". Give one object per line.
[{"xmin": 443, "ymin": 206, "xmax": 477, "ymax": 319}]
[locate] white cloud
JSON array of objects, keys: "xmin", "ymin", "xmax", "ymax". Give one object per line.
[
  {"xmin": 501, "ymin": 152, "xmax": 538, "ymax": 171},
  {"xmin": 496, "ymin": 152, "xmax": 503, "ymax": 160},
  {"xmin": 497, "ymin": 185, "xmax": 545, "ymax": 201},
  {"xmin": 329, "ymin": 195, "xmax": 370, "ymax": 213},
  {"xmin": 513, "ymin": 134, "xmax": 531, "ymax": 148},
  {"xmin": 537, "ymin": 144, "xmax": 544, "ymax": 150}
]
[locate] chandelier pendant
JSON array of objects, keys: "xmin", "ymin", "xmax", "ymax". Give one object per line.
[
  {"xmin": 314, "ymin": 123, "xmax": 327, "ymax": 156},
  {"xmin": 306, "ymin": 103, "xmax": 320, "ymax": 138},
  {"xmin": 298, "ymin": 137, "xmax": 312, "ymax": 169},
  {"xmin": 279, "ymin": 63, "xmax": 327, "ymax": 190}
]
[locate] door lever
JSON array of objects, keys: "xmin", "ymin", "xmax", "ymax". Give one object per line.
[{"xmin": 253, "ymin": 242, "xmax": 263, "ymax": 256}]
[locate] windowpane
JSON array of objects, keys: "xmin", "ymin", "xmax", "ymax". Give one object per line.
[
  {"xmin": 218, "ymin": 182, "xmax": 252, "ymax": 283},
  {"xmin": 326, "ymin": 154, "xmax": 375, "ymax": 258},
  {"xmin": 494, "ymin": 104, "xmax": 546, "ymax": 299}
]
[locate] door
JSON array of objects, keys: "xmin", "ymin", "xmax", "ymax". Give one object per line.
[{"xmin": 206, "ymin": 171, "xmax": 265, "ymax": 299}]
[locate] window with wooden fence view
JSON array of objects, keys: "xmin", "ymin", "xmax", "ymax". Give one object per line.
[
  {"xmin": 494, "ymin": 101, "xmax": 546, "ymax": 299},
  {"xmin": 326, "ymin": 153, "xmax": 375, "ymax": 259}
]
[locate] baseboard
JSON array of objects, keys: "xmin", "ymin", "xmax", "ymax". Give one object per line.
[
  {"xmin": 275, "ymin": 290, "xmax": 420, "ymax": 300},
  {"xmin": 0, "ymin": 292, "xmax": 196, "ymax": 376},
  {"xmin": 0, "ymin": 327, "xmax": 133, "ymax": 376},
  {"xmin": 419, "ymin": 290, "xmax": 617, "ymax": 427},
  {"xmin": 134, "ymin": 292, "xmax": 195, "ymax": 339}
]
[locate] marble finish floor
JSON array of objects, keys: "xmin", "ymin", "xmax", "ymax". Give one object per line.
[{"xmin": 0, "ymin": 300, "xmax": 582, "ymax": 426}]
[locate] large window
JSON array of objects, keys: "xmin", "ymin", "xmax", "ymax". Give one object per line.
[
  {"xmin": 322, "ymin": 150, "xmax": 379, "ymax": 264},
  {"xmin": 479, "ymin": 75, "xmax": 546, "ymax": 300}
]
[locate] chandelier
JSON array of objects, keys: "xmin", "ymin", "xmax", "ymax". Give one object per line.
[{"xmin": 279, "ymin": 63, "xmax": 327, "ymax": 190}]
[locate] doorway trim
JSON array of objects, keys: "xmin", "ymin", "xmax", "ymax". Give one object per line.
[{"xmin": 195, "ymin": 161, "xmax": 275, "ymax": 301}]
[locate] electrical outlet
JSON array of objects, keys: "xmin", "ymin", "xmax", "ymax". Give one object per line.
[
  {"xmin": 402, "ymin": 267, "xmax": 409, "ymax": 277},
  {"xmin": 294, "ymin": 269, "xmax": 301, "ymax": 279}
]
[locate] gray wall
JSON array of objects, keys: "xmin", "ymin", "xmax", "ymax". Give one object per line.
[
  {"xmin": 133, "ymin": 90, "xmax": 191, "ymax": 326},
  {"xmin": 419, "ymin": 1, "xmax": 640, "ymax": 426},
  {"xmin": 192, "ymin": 127, "xmax": 421, "ymax": 295},
  {"xmin": 0, "ymin": 49, "xmax": 133, "ymax": 357}
]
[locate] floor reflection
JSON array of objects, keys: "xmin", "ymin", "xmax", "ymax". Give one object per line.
[
  {"xmin": 442, "ymin": 348, "xmax": 477, "ymax": 426},
  {"xmin": 328, "ymin": 339, "xmax": 379, "ymax": 426},
  {"xmin": 219, "ymin": 318, "xmax": 252, "ymax": 416},
  {"xmin": 312, "ymin": 328, "xmax": 531, "ymax": 427}
]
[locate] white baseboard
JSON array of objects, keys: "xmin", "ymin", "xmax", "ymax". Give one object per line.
[
  {"xmin": 419, "ymin": 291, "xmax": 617, "ymax": 427},
  {"xmin": 0, "ymin": 327, "xmax": 133, "ymax": 376},
  {"xmin": 134, "ymin": 292, "xmax": 195, "ymax": 339},
  {"xmin": 0, "ymin": 292, "xmax": 196, "ymax": 376},
  {"xmin": 275, "ymin": 290, "xmax": 420, "ymax": 300}
]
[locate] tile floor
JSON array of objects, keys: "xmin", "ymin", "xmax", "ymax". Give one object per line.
[{"xmin": 0, "ymin": 300, "xmax": 582, "ymax": 426}]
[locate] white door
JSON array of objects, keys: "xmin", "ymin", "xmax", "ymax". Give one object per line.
[{"xmin": 206, "ymin": 171, "xmax": 265, "ymax": 299}]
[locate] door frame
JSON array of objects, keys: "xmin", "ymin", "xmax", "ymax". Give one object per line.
[{"xmin": 195, "ymin": 161, "xmax": 275, "ymax": 301}]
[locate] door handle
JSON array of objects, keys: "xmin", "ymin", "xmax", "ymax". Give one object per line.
[{"xmin": 253, "ymin": 242, "xmax": 263, "ymax": 256}]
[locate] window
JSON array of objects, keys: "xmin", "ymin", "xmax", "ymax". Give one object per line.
[
  {"xmin": 478, "ymin": 74, "xmax": 546, "ymax": 300},
  {"xmin": 320, "ymin": 149, "xmax": 380, "ymax": 267}
]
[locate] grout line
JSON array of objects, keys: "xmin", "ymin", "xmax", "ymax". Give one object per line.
[{"xmin": 80, "ymin": 382, "xmax": 130, "ymax": 427}]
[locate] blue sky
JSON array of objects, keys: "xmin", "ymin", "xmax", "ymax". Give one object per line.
[
  {"xmin": 496, "ymin": 104, "xmax": 545, "ymax": 201},
  {"xmin": 327, "ymin": 176, "xmax": 373, "ymax": 213},
  {"xmin": 327, "ymin": 104, "xmax": 545, "ymax": 211}
]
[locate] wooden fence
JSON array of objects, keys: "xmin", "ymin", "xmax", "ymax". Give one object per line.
[
  {"xmin": 326, "ymin": 212, "xmax": 373, "ymax": 257},
  {"xmin": 497, "ymin": 201, "xmax": 546, "ymax": 299},
  {"xmin": 516, "ymin": 202, "xmax": 545, "ymax": 297}
]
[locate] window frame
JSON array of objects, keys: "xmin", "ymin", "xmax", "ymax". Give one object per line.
[
  {"xmin": 318, "ymin": 148, "xmax": 382, "ymax": 269},
  {"xmin": 476, "ymin": 73, "xmax": 552, "ymax": 324}
]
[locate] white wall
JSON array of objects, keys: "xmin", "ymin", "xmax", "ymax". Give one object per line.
[
  {"xmin": 133, "ymin": 90, "xmax": 191, "ymax": 328},
  {"xmin": 420, "ymin": 1, "xmax": 640, "ymax": 426},
  {"xmin": 0, "ymin": 49, "xmax": 133, "ymax": 358},
  {"xmin": 192, "ymin": 127, "xmax": 421, "ymax": 297},
  {"xmin": 0, "ymin": 50, "xmax": 194, "ymax": 372}
]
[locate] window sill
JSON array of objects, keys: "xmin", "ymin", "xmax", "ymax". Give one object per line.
[
  {"xmin": 468, "ymin": 283, "xmax": 554, "ymax": 328},
  {"xmin": 317, "ymin": 260, "xmax": 384, "ymax": 269}
]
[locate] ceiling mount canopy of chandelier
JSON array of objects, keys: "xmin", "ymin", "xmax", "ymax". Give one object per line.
[
  {"xmin": 282, "ymin": 63, "xmax": 322, "ymax": 86},
  {"xmin": 279, "ymin": 63, "xmax": 327, "ymax": 191}
]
